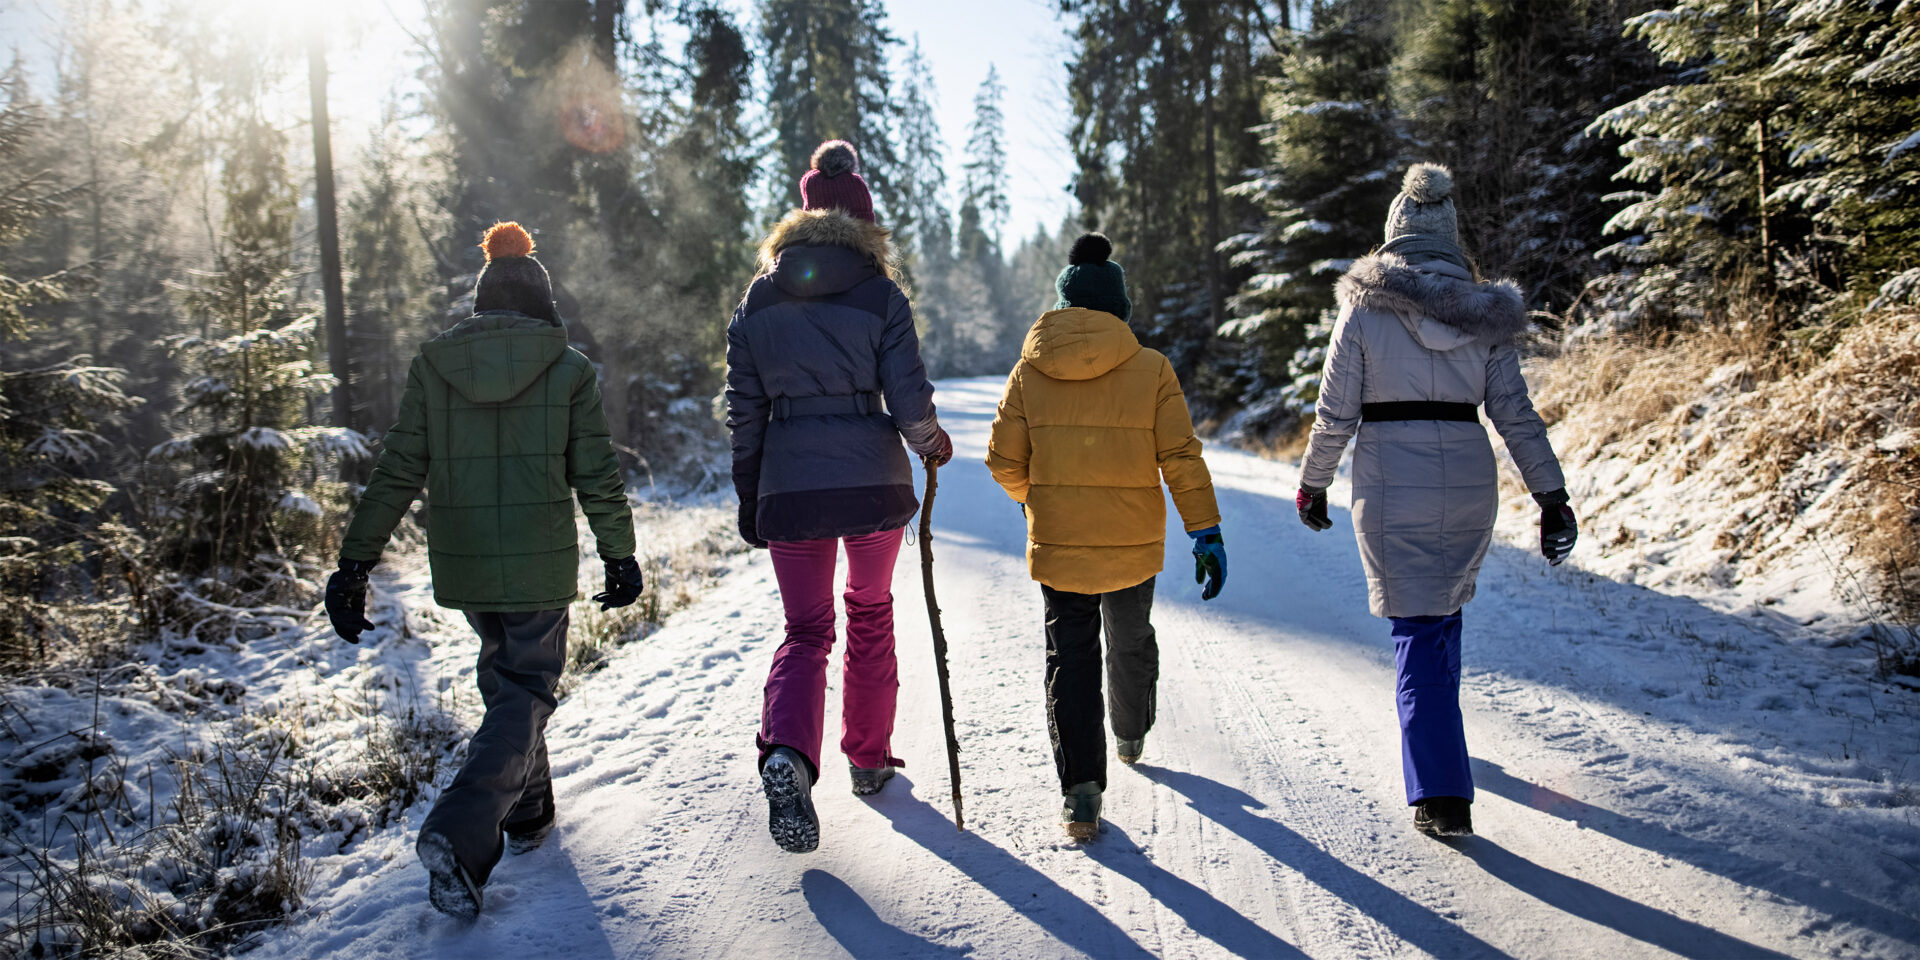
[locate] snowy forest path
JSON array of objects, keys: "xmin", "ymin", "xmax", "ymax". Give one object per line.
[{"xmin": 250, "ymin": 377, "xmax": 1920, "ymax": 960}]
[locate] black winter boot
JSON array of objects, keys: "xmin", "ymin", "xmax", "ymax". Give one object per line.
[
  {"xmin": 504, "ymin": 783, "xmax": 555, "ymax": 855},
  {"xmin": 1062, "ymin": 781, "xmax": 1102, "ymax": 841},
  {"xmin": 762, "ymin": 747, "xmax": 820, "ymax": 853},
  {"xmin": 1412, "ymin": 796, "xmax": 1473, "ymax": 837},
  {"xmin": 417, "ymin": 831, "xmax": 483, "ymax": 920},
  {"xmin": 849, "ymin": 762, "xmax": 895, "ymax": 796}
]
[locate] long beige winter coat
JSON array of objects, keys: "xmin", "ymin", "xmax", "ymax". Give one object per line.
[{"xmin": 1300, "ymin": 253, "xmax": 1565, "ymax": 618}]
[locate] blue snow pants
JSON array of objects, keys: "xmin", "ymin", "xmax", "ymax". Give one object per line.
[{"xmin": 1391, "ymin": 611, "xmax": 1472, "ymax": 805}]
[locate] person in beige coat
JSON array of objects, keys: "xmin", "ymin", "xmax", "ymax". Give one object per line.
[{"xmin": 1296, "ymin": 164, "xmax": 1578, "ymax": 838}]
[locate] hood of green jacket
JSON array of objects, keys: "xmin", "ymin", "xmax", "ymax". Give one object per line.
[{"xmin": 421, "ymin": 311, "xmax": 570, "ymax": 404}]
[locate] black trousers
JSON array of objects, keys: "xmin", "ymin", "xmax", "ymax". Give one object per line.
[
  {"xmin": 1042, "ymin": 577, "xmax": 1158, "ymax": 794},
  {"xmin": 418, "ymin": 608, "xmax": 567, "ymax": 885}
]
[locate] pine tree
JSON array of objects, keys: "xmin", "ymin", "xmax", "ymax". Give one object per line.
[
  {"xmin": 343, "ymin": 111, "xmax": 437, "ymax": 440},
  {"xmin": 149, "ymin": 117, "xmax": 364, "ymax": 615},
  {"xmin": 962, "ymin": 65, "xmax": 1010, "ymax": 247},
  {"xmin": 1392, "ymin": 0, "xmax": 1660, "ymax": 314},
  {"xmin": 757, "ymin": 0, "xmax": 901, "ymax": 217},
  {"xmin": 1769, "ymin": 0, "xmax": 1920, "ymax": 304},
  {"xmin": 1061, "ymin": 0, "xmax": 1271, "ymax": 385},
  {"xmin": 1587, "ymin": 0, "xmax": 1805, "ymax": 328},
  {"xmin": 894, "ymin": 37, "xmax": 957, "ymax": 373},
  {"xmin": 1221, "ymin": 0, "xmax": 1401, "ymax": 434},
  {"xmin": 0, "ymin": 67, "xmax": 144, "ymax": 659},
  {"xmin": 945, "ymin": 66, "xmax": 1024, "ymax": 375}
]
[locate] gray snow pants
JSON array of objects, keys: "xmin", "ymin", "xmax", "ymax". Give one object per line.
[{"xmin": 417, "ymin": 607, "xmax": 568, "ymax": 885}]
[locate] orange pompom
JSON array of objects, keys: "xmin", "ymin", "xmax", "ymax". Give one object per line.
[{"xmin": 481, "ymin": 221, "xmax": 535, "ymax": 261}]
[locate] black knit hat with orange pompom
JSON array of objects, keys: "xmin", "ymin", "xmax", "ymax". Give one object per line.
[{"xmin": 473, "ymin": 222, "xmax": 558, "ymax": 322}]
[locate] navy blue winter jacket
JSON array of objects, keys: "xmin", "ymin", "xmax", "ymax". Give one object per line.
[{"xmin": 725, "ymin": 209, "xmax": 943, "ymax": 542}]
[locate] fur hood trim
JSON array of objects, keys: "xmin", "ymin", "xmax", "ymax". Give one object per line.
[
  {"xmin": 1335, "ymin": 253, "xmax": 1526, "ymax": 345},
  {"xmin": 757, "ymin": 208, "xmax": 899, "ymax": 285}
]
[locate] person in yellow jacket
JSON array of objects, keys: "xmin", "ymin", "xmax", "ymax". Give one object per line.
[{"xmin": 985, "ymin": 233, "xmax": 1224, "ymax": 840}]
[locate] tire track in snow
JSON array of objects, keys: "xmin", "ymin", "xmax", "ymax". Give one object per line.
[{"xmin": 1157, "ymin": 610, "xmax": 1401, "ymax": 959}]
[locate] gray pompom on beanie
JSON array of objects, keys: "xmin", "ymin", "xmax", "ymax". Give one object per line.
[{"xmin": 1380, "ymin": 163, "xmax": 1468, "ymax": 270}]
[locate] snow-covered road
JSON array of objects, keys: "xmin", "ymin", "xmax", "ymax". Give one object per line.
[{"xmin": 254, "ymin": 377, "xmax": 1920, "ymax": 959}]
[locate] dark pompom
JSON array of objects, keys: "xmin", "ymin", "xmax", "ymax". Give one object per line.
[
  {"xmin": 1067, "ymin": 232, "xmax": 1113, "ymax": 265},
  {"xmin": 811, "ymin": 140, "xmax": 859, "ymax": 177}
]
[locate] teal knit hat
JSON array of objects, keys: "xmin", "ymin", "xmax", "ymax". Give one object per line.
[{"xmin": 1054, "ymin": 233, "xmax": 1131, "ymax": 322}]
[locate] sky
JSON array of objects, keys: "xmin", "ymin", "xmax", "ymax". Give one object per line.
[
  {"xmin": 883, "ymin": 0, "xmax": 1082, "ymax": 242},
  {"xmin": 0, "ymin": 0, "xmax": 1079, "ymax": 242}
]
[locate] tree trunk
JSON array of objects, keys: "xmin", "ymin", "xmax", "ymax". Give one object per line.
[
  {"xmin": 1202, "ymin": 41, "xmax": 1224, "ymax": 345},
  {"xmin": 309, "ymin": 35, "xmax": 352, "ymax": 433},
  {"xmin": 593, "ymin": 0, "xmax": 622, "ymax": 65}
]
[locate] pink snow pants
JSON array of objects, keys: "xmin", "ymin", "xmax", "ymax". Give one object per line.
[{"xmin": 758, "ymin": 528, "xmax": 906, "ymax": 777}]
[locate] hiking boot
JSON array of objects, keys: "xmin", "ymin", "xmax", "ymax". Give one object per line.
[
  {"xmin": 1412, "ymin": 796, "xmax": 1474, "ymax": 838},
  {"xmin": 761, "ymin": 747, "xmax": 820, "ymax": 853},
  {"xmin": 504, "ymin": 783, "xmax": 555, "ymax": 855},
  {"xmin": 1061, "ymin": 781, "xmax": 1102, "ymax": 841},
  {"xmin": 416, "ymin": 831, "xmax": 483, "ymax": 920},
  {"xmin": 849, "ymin": 762, "xmax": 896, "ymax": 796},
  {"xmin": 1116, "ymin": 737, "xmax": 1145, "ymax": 765}
]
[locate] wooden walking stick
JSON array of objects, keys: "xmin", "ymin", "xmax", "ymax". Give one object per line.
[{"xmin": 918, "ymin": 459, "xmax": 965, "ymax": 831}]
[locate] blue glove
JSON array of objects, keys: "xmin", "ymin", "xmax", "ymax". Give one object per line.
[{"xmin": 1189, "ymin": 525, "xmax": 1226, "ymax": 601}]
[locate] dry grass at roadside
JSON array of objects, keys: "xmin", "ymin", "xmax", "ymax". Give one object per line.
[{"xmin": 1530, "ymin": 309, "xmax": 1920, "ymax": 671}]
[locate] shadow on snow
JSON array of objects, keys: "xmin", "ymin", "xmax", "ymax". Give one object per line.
[{"xmin": 1135, "ymin": 764, "xmax": 1512, "ymax": 959}]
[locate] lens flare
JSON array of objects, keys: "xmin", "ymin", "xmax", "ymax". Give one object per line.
[{"xmin": 560, "ymin": 93, "xmax": 624, "ymax": 154}]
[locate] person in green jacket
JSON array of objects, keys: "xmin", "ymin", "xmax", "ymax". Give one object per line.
[{"xmin": 323, "ymin": 221, "xmax": 644, "ymax": 920}]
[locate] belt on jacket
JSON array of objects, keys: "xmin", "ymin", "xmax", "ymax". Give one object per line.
[
  {"xmin": 770, "ymin": 392, "xmax": 882, "ymax": 420},
  {"xmin": 1360, "ymin": 401, "xmax": 1480, "ymax": 423}
]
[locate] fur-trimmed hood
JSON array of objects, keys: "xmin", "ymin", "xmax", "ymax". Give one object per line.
[
  {"xmin": 756, "ymin": 208, "xmax": 900, "ymax": 286},
  {"xmin": 1335, "ymin": 252, "xmax": 1526, "ymax": 349}
]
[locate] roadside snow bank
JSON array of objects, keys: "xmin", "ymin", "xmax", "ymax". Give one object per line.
[
  {"xmin": 1506, "ymin": 311, "xmax": 1920, "ymax": 666},
  {"xmin": 0, "ymin": 488, "xmax": 741, "ymax": 957}
]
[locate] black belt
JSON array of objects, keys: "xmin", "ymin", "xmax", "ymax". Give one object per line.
[
  {"xmin": 1361, "ymin": 401, "xmax": 1479, "ymax": 423},
  {"xmin": 770, "ymin": 392, "xmax": 882, "ymax": 420}
]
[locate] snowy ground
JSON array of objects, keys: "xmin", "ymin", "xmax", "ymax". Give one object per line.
[{"xmin": 242, "ymin": 376, "xmax": 1920, "ymax": 959}]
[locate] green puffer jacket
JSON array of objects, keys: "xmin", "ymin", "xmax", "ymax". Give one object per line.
[{"xmin": 340, "ymin": 311, "xmax": 635, "ymax": 611}]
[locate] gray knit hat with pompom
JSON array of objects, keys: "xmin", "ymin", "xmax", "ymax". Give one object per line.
[{"xmin": 1380, "ymin": 163, "xmax": 1468, "ymax": 270}]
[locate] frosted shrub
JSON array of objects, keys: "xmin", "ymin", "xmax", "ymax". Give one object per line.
[{"xmin": 142, "ymin": 119, "xmax": 366, "ymax": 638}]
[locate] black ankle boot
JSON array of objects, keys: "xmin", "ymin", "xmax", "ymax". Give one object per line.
[{"xmin": 1412, "ymin": 796, "xmax": 1473, "ymax": 837}]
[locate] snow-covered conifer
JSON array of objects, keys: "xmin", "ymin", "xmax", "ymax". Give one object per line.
[
  {"xmin": 149, "ymin": 118, "xmax": 364, "ymax": 621},
  {"xmin": 1219, "ymin": 0, "xmax": 1400, "ymax": 435}
]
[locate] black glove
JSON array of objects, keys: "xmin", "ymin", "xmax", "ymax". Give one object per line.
[
  {"xmin": 324, "ymin": 558, "xmax": 378, "ymax": 643},
  {"xmin": 1296, "ymin": 485, "xmax": 1332, "ymax": 532},
  {"xmin": 738, "ymin": 500, "xmax": 768, "ymax": 549},
  {"xmin": 592, "ymin": 555, "xmax": 646, "ymax": 610},
  {"xmin": 1535, "ymin": 489, "xmax": 1577, "ymax": 565}
]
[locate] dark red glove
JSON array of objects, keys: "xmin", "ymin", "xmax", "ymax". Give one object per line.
[
  {"xmin": 923, "ymin": 427, "xmax": 953, "ymax": 467},
  {"xmin": 1296, "ymin": 485, "xmax": 1332, "ymax": 531}
]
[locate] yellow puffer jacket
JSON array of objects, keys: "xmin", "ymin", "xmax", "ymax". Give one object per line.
[{"xmin": 986, "ymin": 307, "xmax": 1220, "ymax": 595}]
